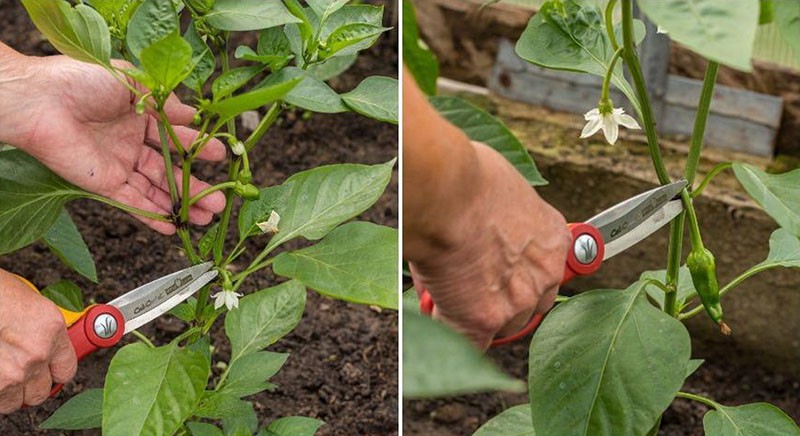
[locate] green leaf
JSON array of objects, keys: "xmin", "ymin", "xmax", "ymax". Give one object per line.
[
  {"xmin": 21, "ymin": 0, "xmax": 111, "ymax": 67},
  {"xmin": 238, "ymin": 160, "xmax": 394, "ymax": 248},
  {"xmin": 225, "ymin": 280, "xmax": 306, "ymax": 362},
  {"xmin": 307, "ymin": 54, "xmax": 356, "ymax": 81},
  {"xmin": 41, "ymin": 280, "xmax": 84, "ymax": 312},
  {"xmin": 774, "ymin": 1, "xmax": 800, "ymax": 65},
  {"xmin": 703, "ymin": 402, "xmax": 800, "ymax": 435},
  {"xmin": 759, "ymin": 0, "xmax": 775, "ymax": 24},
  {"xmin": 235, "ymin": 27, "xmax": 294, "ymax": 70},
  {"xmin": 259, "ymin": 416, "xmax": 325, "ymax": 436},
  {"xmin": 219, "ymin": 351, "xmax": 288, "ymax": 398},
  {"xmin": 274, "ymin": 222, "xmax": 398, "ymax": 309},
  {"xmin": 40, "ymin": 388, "xmax": 102, "ymax": 430},
  {"xmin": 429, "ymin": 96, "xmax": 546, "ymax": 186},
  {"xmin": 196, "ymin": 392, "xmax": 252, "ymax": 419},
  {"xmin": 206, "ymin": 76, "xmax": 302, "ymax": 123},
  {"xmin": 528, "ymin": 283, "xmax": 691, "ymax": 436},
  {"xmin": 221, "ymin": 400, "xmax": 258, "ymax": 436},
  {"xmin": 168, "ymin": 297, "xmax": 197, "ymax": 322},
  {"xmin": 199, "ymin": 223, "xmax": 219, "ymax": 258},
  {"xmin": 638, "ymin": 0, "xmax": 759, "ymax": 71},
  {"xmin": 103, "ymin": 342, "xmax": 210, "ymax": 436},
  {"xmin": 639, "ymin": 266, "xmax": 696, "ymax": 311},
  {"xmin": 259, "ymin": 67, "xmax": 348, "ymax": 113},
  {"xmin": 473, "ymin": 404, "xmax": 535, "ymax": 436},
  {"xmin": 126, "ymin": 0, "xmax": 178, "ymax": 60},
  {"xmin": 341, "ymin": 76, "xmax": 398, "ymax": 124},
  {"xmin": 212, "ymin": 66, "xmax": 264, "ymax": 101},
  {"xmin": 733, "ymin": 163, "xmax": 800, "ymax": 237},
  {"xmin": 307, "ymin": 0, "xmax": 349, "ymax": 23},
  {"xmin": 402, "ymin": 289, "xmax": 420, "ymax": 315},
  {"xmin": 317, "ymin": 5, "xmax": 384, "ymax": 58},
  {"xmin": 187, "ymin": 422, "xmax": 225, "ymax": 436},
  {"xmin": 685, "ymin": 359, "xmax": 704, "ymax": 378},
  {"xmin": 43, "ymin": 209, "xmax": 97, "ymax": 283},
  {"xmin": 321, "ymin": 23, "xmax": 389, "ymax": 60},
  {"xmin": 184, "ymin": 22, "xmax": 216, "ymax": 93},
  {"xmin": 140, "ymin": 32, "xmax": 195, "ymax": 92},
  {"xmin": 0, "ymin": 150, "xmax": 89, "ymax": 256},
  {"xmin": 205, "ymin": 0, "xmax": 300, "ymax": 31},
  {"xmin": 85, "ymin": 0, "xmax": 142, "ymax": 33},
  {"xmin": 515, "ymin": 0, "xmax": 644, "ymax": 116},
  {"xmin": 756, "ymin": 228, "xmax": 800, "ymax": 268},
  {"xmin": 403, "ymin": 311, "xmax": 523, "ymax": 398},
  {"xmin": 402, "ymin": 0, "xmax": 438, "ymax": 95}
]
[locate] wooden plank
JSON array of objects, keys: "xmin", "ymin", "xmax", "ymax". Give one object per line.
[{"xmin": 489, "ymin": 39, "xmax": 782, "ymax": 156}]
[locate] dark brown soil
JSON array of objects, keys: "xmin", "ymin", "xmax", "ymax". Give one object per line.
[{"xmin": 0, "ymin": 1, "xmax": 398, "ymax": 435}]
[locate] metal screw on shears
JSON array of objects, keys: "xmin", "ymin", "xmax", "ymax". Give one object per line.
[
  {"xmin": 574, "ymin": 234, "xmax": 598, "ymax": 265},
  {"xmin": 94, "ymin": 313, "xmax": 118, "ymax": 339}
]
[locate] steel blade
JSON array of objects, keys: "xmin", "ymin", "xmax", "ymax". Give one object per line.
[
  {"xmin": 108, "ymin": 262, "xmax": 217, "ymax": 334},
  {"xmin": 587, "ymin": 180, "xmax": 687, "ymax": 247},
  {"xmin": 603, "ymin": 199, "xmax": 683, "ymax": 260}
]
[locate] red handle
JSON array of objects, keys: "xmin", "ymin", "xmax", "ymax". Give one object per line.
[
  {"xmin": 26, "ymin": 304, "xmax": 125, "ymax": 404},
  {"xmin": 418, "ymin": 222, "xmax": 605, "ymax": 347}
]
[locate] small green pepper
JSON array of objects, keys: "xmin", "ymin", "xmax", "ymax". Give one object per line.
[
  {"xmin": 234, "ymin": 181, "xmax": 260, "ymax": 200},
  {"xmin": 687, "ymin": 247, "xmax": 731, "ymax": 335}
]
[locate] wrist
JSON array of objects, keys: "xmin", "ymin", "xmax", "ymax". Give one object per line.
[{"xmin": 0, "ymin": 43, "xmax": 42, "ymax": 148}]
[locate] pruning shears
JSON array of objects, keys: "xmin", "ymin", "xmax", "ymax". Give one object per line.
[
  {"xmin": 16, "ymin": 262, "xmax": 218, "ymax": 403},
  {"xmin": 419, "ymin": 180, "xmax": 688, "ymax": 346}
]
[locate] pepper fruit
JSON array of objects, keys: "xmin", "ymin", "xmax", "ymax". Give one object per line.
[
  {"xmin": 687, "ymin": 247, "xmax": 731, "ymax": 335},
  {"xmin": 234, "ymin": 181, "xmax": 260, "ymax": 200}
]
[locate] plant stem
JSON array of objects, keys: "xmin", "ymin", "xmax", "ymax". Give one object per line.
[
  {"xmin": 684, "ymin": 61, "xmax": 720, "ymax": 186},
  {"xmin": 691, "ymin": 162, "xmax": 732, "ymax": 198},
  {"xmin": 231, "ymin": 258, "xmax": 275, "ymax": 283},
  {"xmin": 232, "ymin": 249, "xmax": 276, "ymax": 291},
  {"xmin": 676, "ymin": 391, "xmax": 720, "ymax": 409},
  {"xmin": 85, "ymin": 194, "xmax": 171, "ymax": 222},
  {"xmin": 244, "ymin": 103, "xmax": 283, "ymax": 151},
  {"xmin": 189, "ymin": 181, "xmax": 238, "ymax": 206},
  {"xmin": 177, "ymin": 228, "xmax": 200, "ymax": 263},
  {"xmin": 601, "ymin": 47, "xmax": 625, "ymax": 102},
  {"xmin": 663, "ymin": 216, "xmax": 685, "ymax": 317},
  {"xmin": 605, "ymin": 0, "xmax": 619, "ymax": 50},
  {"xmin": 680, "ymin": 263, "xmax": 776, "ymax": 320},
  {"xmin": 131, "ymin": 330, "xmax": 155, "ymax": 348},
  {"xmin": 682, "ymin": 190, "xmax": 704, "ymax": 249},
  {"xmin": 156, "ymin": 121, "xmax": 180, "ymax": 204},
  {"xmin": 621, "ymin": 0, "xmax": 670, "ymax": 185}
]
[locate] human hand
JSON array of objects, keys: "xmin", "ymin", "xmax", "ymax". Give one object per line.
[
  {"xmin": 409, "ymin": 142, "xmax": 571, "ymax": 350},
  {"xmin": 0, "ymin": 269, "xmax": 77, "ymax": 413},
  {"xmin": 0, "ymin": 49, "xmax": 226, "ymax": 234}
]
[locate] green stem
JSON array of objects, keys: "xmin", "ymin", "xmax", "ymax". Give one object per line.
[
  {"xmin": 676, "ymin": 391, "xmax": 720, "ymax": 409},
  {"xmin": 642, "ymin": 278, "xmax": 671, "ymax": 294},
  {"xmin": 86, "ymin": 194, "xmax": 171, "ymax": 222},
  {"xmin": 194, "ymin": 282, "xmax": 214, "ymax": 322},
  {"xmin": 156, "ymin": 121, "xmax": 180, "ymax": 205},
  {"xmin": 244, "ymin": 103, "xmax": 283, "ymax": 151},
  {"xmin": 621, "ymin": 0, "xmax": 670, "ymax": 185},
  {"xmin": 663, "ymin": 216, "xmax": 685, "ymax": 317},
  {"xmin": 177, "ymin": 228, "xmax": 200, "ymax": 263},
  {"xmin": 231, "ymin": 258, "xmax": 275, "ymax": 283},
  {"xmin": 681, "ymin": 190, "xmax": 704, "ymax": 249},
  {"xmin": 601, "ymin": 47, "xmax": 625, "ymax": 101},
  {"xmin": 161, "ymin": 114, "xmax": 187, "ymax": 156},
  {"xmin": 680, "ymin": 263, "xmax": 775, "ymax": 320},
  {"xmin": 604, "ymin": 0, "xmax": 619, "ymax": 50},
  {"xmin": 189, "ymin": 181, "xmax": 237, "ymax": 207},
  {"xmin": 691, "ymin": 162, "xmax": 732, "ymax": 198},
  {"xmin": 232, "ymin": 249, "xmax": 276, "ymax": 291},
  {"xmin": 685, "ymin": 61, "xmax": 720, "ymax": 186},
  {"xmin": 131, "ymin": 330, "xmax": 155, "ymax": 348}
]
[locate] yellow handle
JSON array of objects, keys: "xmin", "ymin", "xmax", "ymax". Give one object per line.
[{"xmin": 12, "ymin": 274, "xmax": 89, "ymax": 327}]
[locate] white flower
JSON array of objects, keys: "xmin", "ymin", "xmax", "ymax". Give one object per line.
[
  {"xmin": 212, "ymin": 290, "xmax": 243, "ymax": 310},
  {"xmin": 580, "ymin": 107, "xmax": 640, "ymax": 145},
  {"xmin": 230, "ymin": 141, "xmax": 245, "ymax": 156},
  {"xmin": 256, "ymin": 210, "xmax": 281, "ymax": 234},
  {"xmin": 657, "ymin": 25, "xmax": 668, "ymax": 35}
]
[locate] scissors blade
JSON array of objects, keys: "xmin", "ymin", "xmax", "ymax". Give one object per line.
[
  {"xmin": 600, "ymin": 199, "xmax": 684, "ymax": 261},
  {"xmin": 586, "ymin": 179, "xmax": 687, "ymax": 254},
  {"xmin": 108, "ymin": 262, "xmax": 218, "ymax": 334}
]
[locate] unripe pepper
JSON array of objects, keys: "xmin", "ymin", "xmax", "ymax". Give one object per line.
[{"xmin": 234, "ymin": 181, "xmax": 260, "ymax": 200}]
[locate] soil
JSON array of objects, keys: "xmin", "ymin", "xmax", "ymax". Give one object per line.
[{"xmin": 0, "ymin": 1, "xmax": 398, "ymax": 435}]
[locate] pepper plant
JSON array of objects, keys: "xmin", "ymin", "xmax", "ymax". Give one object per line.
[
  {"xmin": 1, "ymin": 0, "xmax": 398, "ymax": 434},
  {"xmin": 404, "ymin": 0, "xmax": 800, "ymax": 434}
]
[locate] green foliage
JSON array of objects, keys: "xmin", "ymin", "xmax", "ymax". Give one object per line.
[
  {"xmin": 204, "ymin": 0, "xmax": 300, "ymax": 31},
  {"xmin": 528, "ymin": 283, "xmax": 690, "ymax": 436},
  {"xmin": 187, "ymin": 422, "xmax": 225, "ymax": 436},
  {"xmin": 41, "ymin": 280, "xmax": 84, "ymax": 312},
  {"xmin": 183, "ymin": 22, "xmax": 216, "ymax": 92},
  {"xmin": 756, "ymin": 228, "xmax": 800, "ymax": 269},
  {"xmin": 212, "ymin": 66, "xmax": 264, "ymax": 101},
  {"xmin": 205, "ymin": 76, "xmax": 303, "ymax": 122},
  {"xmin": 403, "ymin": 309, "xmax": 524, "ymax": 398},
  {"xmin": 733, "ymin": 163, "xmax": 800, "ymax": 237},
  {"xmin": 43, "ymin": 209, "xmax": 97, "ymax": 283},
  {"xmin": 703, "ymin": 402, "xmax": 800, "ymax": 435},
  {"xmin": 0, "ymin": 150, "xmax": 89, "ymax": 255},
  {"xmin": 260, "ymin": 67, "xmax": 348, "ymax": 113},
  {"xmin": 402, "ymin": 0, "xmax": 438, "ymax": 95},
  {"xmin": 429, "ymin": 96, "xmax": 546, "ymax": 186},
  {"xmin": 321, "ymin": 23, "xmax": 390, "ymax": 60},
  {"xmin": 640, "ymin": 266, "xmax": 696, "ymax": 311},
  {"xmin": 341, "ymin": 76, "xmax": 399, "ymax": 124},
  {"xmin": 258, "ymin": 416, "xmax": 325, "ymax": 435},
  {"xmin": 218, "ymin": 351, "xmax": 288, "ymax": 397},
  {"xmin": 21, "ymin": 0, "xmax": 111, "ymax": 67},
  {"xmin": 103, "ymin": 342, "xmax": 210, "ymax": 435},
  {"xmin": 126, "ymin": 0, "xmax": 178, "ymax": 60},
  {"xmin": 515, "ymin": 0, "xmax": 645, "ymax": 116},
  {"xmin": 274, "ymin": 222, "xmax": 399, "ymax": 309},
  {"xmin": 473, "ymin": 405, "xmax": 534, "ymax": 436},
  {"xmin": 40, "ymin": 388, "xmax": 102, "ymax": 430},
  {"xmin": 773, "ymin": 0, "xmax": 800, "ymax": 63},
  {"xmin": 140, "ymin": 32, "xmax": 196, "ymax": 93},
  {"xmin": 638, "ymin": 0, "xmax": 759, "ymax": 71}
]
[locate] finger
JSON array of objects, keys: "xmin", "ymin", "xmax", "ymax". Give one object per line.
[
  {"xmin": 496, "ymin": 310, "xmax": 534, "ymax": 339},
  {"xmin": 22, "ymin": 367, "xmax": 52, "ymax": 406},
  {"xmin": 162, "ymin": 93, "xmax": 196, "ymax": 125},
  {"xmin": 144, "ymin": 120, "xmax": 227, "ymax": 162},
  {"xmin": 0, "ymin": 386, "xmax": 23, "ymax": 414},
  {"xmin": 407, "ymin": 263, "xmax": 426, "ymax": 298},
  {"xmin": 108, "ymin": 185, "xmax": 177, "ymax": 235},
  {"xmin": 49, "ymin": 329, "xmax": 78, "ymax": 384},
  {"xmin": 534, "ymin": 285, "xmax": 559, "ymax": 315},
  {"xmin": 187, "ymin": 207, "xmax": 214, "ymax": 226},
  {"xmin": 127, "ymin": 172, "xmax": 173, "ymax": 212}
]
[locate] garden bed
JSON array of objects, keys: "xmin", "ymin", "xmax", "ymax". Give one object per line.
[{"xmin": 0, "ymin": 0, "xmax": 398, "ymax": 434}]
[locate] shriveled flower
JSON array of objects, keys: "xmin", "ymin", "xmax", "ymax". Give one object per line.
[
  {"xmin": 256, "ymin": 210, "xmax": 281, "ymax": 234},
  {"xmin": 580, "ymin": 105, "xmax": 640, "ymax": 145},
  {"xmin": 212, "ymin": 290, "xmax": 243, "ymax": 310}
]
